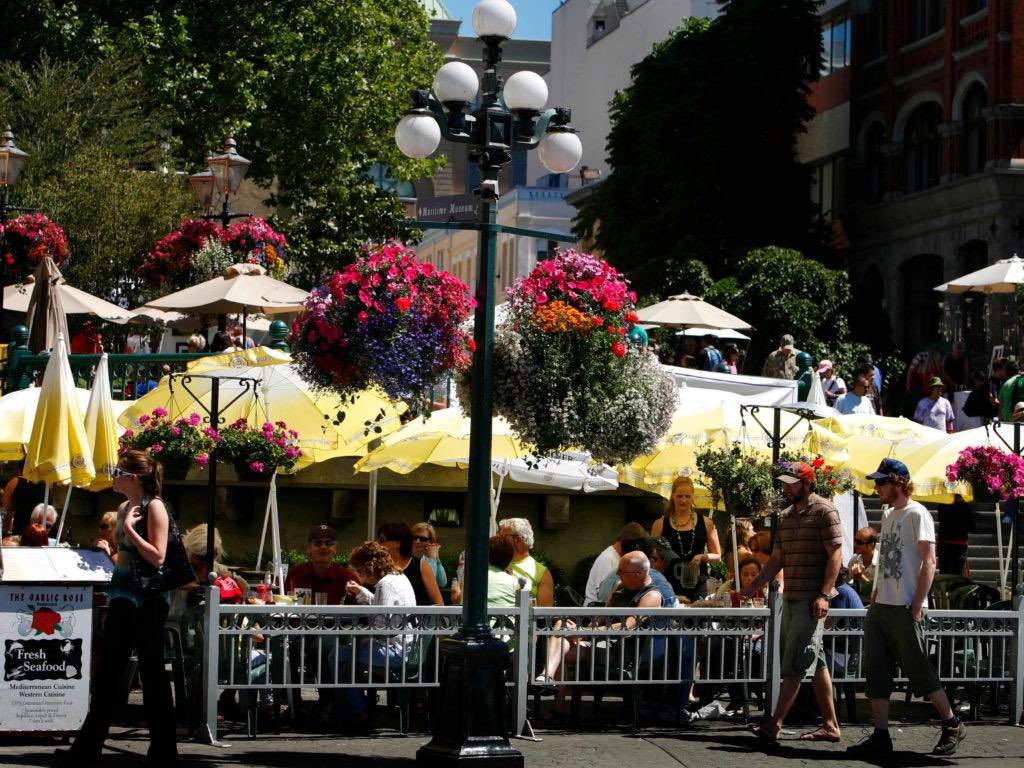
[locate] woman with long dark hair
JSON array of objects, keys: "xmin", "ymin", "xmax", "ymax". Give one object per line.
[{"xmin": 60, "ymin": 449, "xmax": 178, "ymax": 765}]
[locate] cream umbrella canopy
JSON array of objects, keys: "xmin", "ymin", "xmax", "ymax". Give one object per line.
[
  {"xmin": 144, "ymin": 263, "xmax": 307, "ymax": 316},
  {"xmin": 935, "ymin": 255, "xmax": 1024, "ymax": 294},
  {"xmin": 22, "ymin": 333, "xmax": 95, "ymax": 487},
  {"xmin": 636, "ymin": 293, "xmax": 751, "ymax": 330},
  {"xmin": 5, "ymin": 275, "xmax": 132, "ymax": 321}
]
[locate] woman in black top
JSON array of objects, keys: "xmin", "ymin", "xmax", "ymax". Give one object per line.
[
  {"xmin": 376, "ymin": 522, "xmax": 443, "ymax": 605},
  {"xmin": 650, "ymin": 476, "xmax": 722, "ymax": 602}
]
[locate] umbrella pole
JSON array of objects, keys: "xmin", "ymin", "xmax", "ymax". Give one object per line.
[
  {"xmin": 242, "ymin": 307, "xmax": 248, "ymax": 348},
  {"xmin": 731, "ymin": 516, "xmax": 741, "ymax": 589},
  {"xmin": 367, "ymin": 469, "xmax": 379, "ymax": 541},
  {"xmin": 55, "ymin": 486, "xmax": 73, "ymax": 545},
  {"xmin": 205, "ymin": 378, "xmax": 220, "ymax": 577},
  {"xmin": 256, "ymin": 482, "xmax": 272, "ymax": 574},
  {"xmin": 269, "ymin": 473, "xmax": 285, "ymax": 596}
]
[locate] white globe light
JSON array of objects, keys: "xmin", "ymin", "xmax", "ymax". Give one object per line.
[
  {"xmin": 539, "ymin": 130, "xmax": 583, "ymax": 174},
  {"xmin": 503, "ymin": 71, "xmax": 548, "ymax": 112},
  {"xmin": 472, "ymin": 0, "xmax": 517, "ymax": 40},
  {"xmin": 433, "ymin": 62, "xmax": 479, "ymax": 105},
  {"xmin": 395, "ymin": 114, "xmax": 441, "ymax": 159}
]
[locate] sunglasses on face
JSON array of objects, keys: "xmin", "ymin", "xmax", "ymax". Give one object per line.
[
  {"xmin": 311, "ymin": 539, "xmax": 336, "ymax": 548},
  {"xmin": 855, "ymin": 538, "xmax": 875, "ymax": 545},
  {"xmin": 874, "ymin": 479, "xmax": 890, "ymax": 487},
  {"xmin": 112, "ymin": 468, "xmax": 136, "ymax": 479},
  {"xmin": 617, "ymin": 568, "xmax": 645, "ymax": 576},
  {"xmin": 99, "ymin": 523, "xmax": 112, "ymax": 530}
]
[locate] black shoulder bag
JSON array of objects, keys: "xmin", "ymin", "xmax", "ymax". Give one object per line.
[{"xmin": 131, "ymin": 499, "xmax": 196, "ymax": 595}]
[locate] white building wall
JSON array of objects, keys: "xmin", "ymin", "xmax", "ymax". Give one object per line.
[{"xmin": 529, "ymin": 0, "xmax": 719, "ymax": 184}]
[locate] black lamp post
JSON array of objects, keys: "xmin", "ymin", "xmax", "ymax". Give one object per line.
[
  {"xmin": 188, "ymin": 137, "xmax": 253, "ymax": 228},
  {"xmin": 395, "ymin": 2, "xmax": 582, "ymax": 765},
  {"xmin": 0, "ymin": 126, "xmax": 33, "ymax": 342}
]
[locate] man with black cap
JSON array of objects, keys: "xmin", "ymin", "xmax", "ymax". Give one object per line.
[
  {"xmin": 284, "ymin": 524, "xmax": 359, "ymax": 605},
  {"xmin": 741, "ymin": 461, "xmax": 843, "ymax": 744},
  {"xmin": 847, "ymin": 459, "xmax": 966, "ymax": 757}
]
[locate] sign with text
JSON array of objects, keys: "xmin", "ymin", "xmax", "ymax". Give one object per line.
[
  {"xmin": 0, "ymin": 586, "xmax": 92, "ymax": 731},
  {"xmin": 416, "ymin": 194, "xmax": 480, "ymax": 223}
]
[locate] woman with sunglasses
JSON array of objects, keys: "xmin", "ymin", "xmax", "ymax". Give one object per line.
[
  {"xmin": 376, "ymin": 522, "xmax": 443, "ymax": 606},
  {"xmin": 410, "ymin": 522, "xmax": 448, "ymax": 591},
  {"xmin": 61, "ymin": 449, "xmax": 178, "ymax": 765},
  {"xmin": 93, "ymin": 510, "xmax": 118, "ymax": 559}
]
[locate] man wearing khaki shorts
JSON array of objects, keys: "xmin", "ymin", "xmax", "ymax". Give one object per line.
[
  {"xmin": 741, "ymin": 461, "xmax": 843, "ymax": 744},
  {"xmin": 847, "ymin": 459, "xmax": 966, "ymax": 758}
]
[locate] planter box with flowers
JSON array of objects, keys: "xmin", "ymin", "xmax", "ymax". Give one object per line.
[
  {"xmin": 118, "ymin": 408, "xmax": 217, "ymax": 479},
  {"xmin": 946, "ymin": 445, "xmax": 1024, "ymax": 502},
  {"xmin": 457, "ymin": 249, "xmax": 675, "ymax": 464},
  {"xmin": 291, "ymin": 241, "xmax": 475, "ymax": 417},
  {"xmin": 217, "ymin": 419, "xmax": 303, "ymax": 481},
  {"xmin": 1, "ymin": 213, "xmax": 70, "ymax": 278}
]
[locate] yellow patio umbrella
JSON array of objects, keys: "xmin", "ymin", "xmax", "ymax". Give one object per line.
[
  {"xmin": 119, "ymin": 347, "xmax": 406, "ymax": 462},
  {"xmin": 22, "ymin": 333, "xmax": 95, "ymax": 487},
  {"xmin": 83, "ymin": 355, "xmax": 120, "ymax": 491},
  {"xmin": 817, "ymin": 414, "xmax": 947, "ymax": 494},
  {"xmin": 354, "ymin": 406, "xmax": 527, "ymax": 475}
]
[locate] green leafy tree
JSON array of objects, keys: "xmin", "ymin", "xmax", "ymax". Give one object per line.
[{"xmin": 576, "ymin": 1, "xmax": 824, "ymax": 295}]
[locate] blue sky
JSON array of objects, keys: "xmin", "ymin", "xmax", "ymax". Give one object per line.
[{"xmin": 443, "ymin": 0, "xmax": 563, "ymax": 40}]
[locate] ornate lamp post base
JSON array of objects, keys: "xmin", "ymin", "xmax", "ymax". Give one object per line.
[{"xmin": 417, "ymin": 637, "xmax": 524, "ymax": 768}]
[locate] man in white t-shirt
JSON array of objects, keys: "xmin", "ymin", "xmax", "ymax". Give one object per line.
[
  {"xmin": 584, "ymin": 522, "xmax": 649, "ymax": 605},
  {"xmin": 834, "ymin": 374, "xmax": 876, "ymax": 415},
  {"xmin": 847, "ymin": 459, "xmax": 965, "ymax": 759}
]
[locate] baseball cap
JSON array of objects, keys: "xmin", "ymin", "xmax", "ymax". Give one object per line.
[
  {"xmin": 866, "ymin": 458, "xmax": 910, "ymax": 481},
  {"xmin": 780, "ymin": 334, "xmax": 795, "ymax": 349},
  {"xmin": 816, "ymin": 359, "xmax": 833, "ymax": 373},
  {"xmin": 307, "ymin": 524, "xmax": 337, "ymax": 542},
  {"xmin": 778, "ymin": 461, "xmax": 814, "ymax": 485}
]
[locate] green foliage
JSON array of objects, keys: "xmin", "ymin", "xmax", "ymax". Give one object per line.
[
  {"xmin": 695, "ymin": 445, "xmax": 782, "ymax": 518},
  {"xmin": 279, "ymin": 549, "xmax": 349, "ymax": 567},
  {"xmin": 706, "ymin": 246, "xmax": 851, "ymax": 365},
  {"xmin": 575, "ymin": 1, "xmax": 825, "ymax": 296}
]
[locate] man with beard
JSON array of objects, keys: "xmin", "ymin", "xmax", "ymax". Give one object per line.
[{"xmin": 741, "ymin": 461, "xmax": 843, "ymax": 745}]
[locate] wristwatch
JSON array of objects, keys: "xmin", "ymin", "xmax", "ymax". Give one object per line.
[{"xmin": 818, "ymin": 589, "xmax": 837, "ymax": 601}]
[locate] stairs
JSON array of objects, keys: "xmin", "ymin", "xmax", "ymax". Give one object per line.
[{"xmin": 861, "ymin": 497, "xmax": 1020, "ymax": 589}]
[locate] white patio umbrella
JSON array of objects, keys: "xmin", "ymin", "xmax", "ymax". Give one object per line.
[
  {"xmin": 637, "ymin": 293, "xmax": 751, "ymax": 330},
  {"xmin": 935, "ymin": 255, "xmax": 1024, "ymax": 294},
  {"xmin": 676, "ymin": 326, "xmax": 751, "ymax": 341},
  {"xmin": 5, "ymin": 276, "xmax": 132, "ymax": 321}
]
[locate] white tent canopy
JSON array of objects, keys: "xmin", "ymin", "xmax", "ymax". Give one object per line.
[{"xmin": 663, "ymin": 365, "xmax": 798, "ymax": 406}]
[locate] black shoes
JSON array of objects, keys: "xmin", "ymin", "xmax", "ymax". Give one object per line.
[
  {"xmin": 845, "ymin": 729, "xmax": 894, "ymax": 758},
  {"xmin": 932, "ymin": 720, "xmax": 967, "ymax": 756}
]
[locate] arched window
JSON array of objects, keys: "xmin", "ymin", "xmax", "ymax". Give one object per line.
[
  {"xmin": 904, "ymin": 103, "xmax": 942, "ymax": 192},
  {"xmin": 962, "ymin": 84, "xmax": 988, "ymax": 176},
  {"xmin": 864, "ymin": 123, "xmax": 887, "ymax": 202}
]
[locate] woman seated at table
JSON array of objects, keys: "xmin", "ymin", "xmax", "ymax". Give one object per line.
[
  {"xmin": 94, "ymin": 511, "xmax": 118, "ymax": 558},
  {"xmin": 331, "ymin": 541, "xmax": 416, "ymax": 727}
]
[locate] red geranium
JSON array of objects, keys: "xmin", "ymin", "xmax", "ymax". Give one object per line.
[{"xmin": 1, "ymin": 213, "xmax": 70, "ymax": 276}]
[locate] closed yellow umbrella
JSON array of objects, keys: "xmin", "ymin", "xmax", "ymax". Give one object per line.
[
  {"xmin": 354, "ymin": 406, "xmax": 526, "ymax": 475},
  {"xmin": 84, "ymin": 355, "xmax": 120, "ymax": 491},
  {"xmin": 22, "ymin": 333, "xmax": 95, "ymax": 487},
  {"xmin": 119, "ymin": 347, "xmax": 406, "ymax": 465}
]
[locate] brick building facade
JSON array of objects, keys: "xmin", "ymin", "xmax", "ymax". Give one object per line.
[{"xmin": 804, "ymin": 0, "xmax": 1024, "ymax": 356}]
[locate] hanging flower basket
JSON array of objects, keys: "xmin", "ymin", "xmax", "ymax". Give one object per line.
[
  {"xmin": 779, "ymin": 453, "xmax": 854, "ymax": 499},
  {"xmin": 138, "ymin": 216, "xmax": 287, "ymax": 289},
  {"xmin": 218, "ymin": 419, "xmax": 303, "ymax": 482},
  {"xmin": 696, "ymin": 445, "xmax": 781, "ymax": 518},
  {"xmin": 946, "ymin": 445, "xmax": 1024, "ymax": 502},
  {"xmin": 118, "ymin": 408, "xmax": 216, "ymax": 476},
  {"xmin": 457, "ymin": 249, "xmax": 674, "ymax": 464},
  {"xmin": 1, "ymin": 213, "xmax": 70, "ymax": 277},
  {"xmin": 290, "ymin": 241, "xmax": 475, "ymax": 416}
]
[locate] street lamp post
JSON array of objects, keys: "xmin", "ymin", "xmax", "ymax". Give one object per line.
[
  {"xmin": 395, "ymin": 2, "xmax": 582, "ymax": 765},
  {"xmin": 0, "ymin": 127, "xmax": 34, "ymax": 342},
  {"xmin": 188, "ymin": 137, "xmax": 253, "ymax": 229}
]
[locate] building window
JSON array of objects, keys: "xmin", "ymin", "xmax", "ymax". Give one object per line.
[
  {"xmin": 907, "ymin": 0, "xmax": 945, "ymax": 42},
  {"xmin": 362, "ymin": 164, "xmax": 415, "ymax": 199},
  {"xmin": 962, "ymin": 84, "xmax": 988, "ymax": 175},
  {"xmin": 904, "ymin": 102, "xmax": 942, "ymax": 192},
  {"xmin": 810, "ymin": 159, "xmax": 836, "ymax": 221},
  {"xmin": 864, "ymin": 123, "xmax": 887, "ymax": 202},
  {"xmin": 864, "ymin": 0, "xmax": 887, "ymax": 60},
  {"xmin": 820, "ymin": 16, "xmax": 851, "ymax": 76},
  {"xmin": 964, "ymin": 0, "xmax": 987, "ymax": 15}
]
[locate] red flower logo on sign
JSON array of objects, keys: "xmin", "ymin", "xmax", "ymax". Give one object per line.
[{"xmin": 30, "ymin": 607, "xmax": 62, "ymax": 635}]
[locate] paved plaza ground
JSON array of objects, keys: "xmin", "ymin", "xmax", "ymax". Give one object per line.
[{"xmin": 3, "ymin": 719, "xmax": 1023, "ymax": 768}]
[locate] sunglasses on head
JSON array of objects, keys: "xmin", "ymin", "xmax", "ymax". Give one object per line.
[{"xmin": 112, "ymin": 467, "xmax": 136, "ymax": 479}]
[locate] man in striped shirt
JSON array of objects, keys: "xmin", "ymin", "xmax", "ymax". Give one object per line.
[{"xmin": 742, "ymin": 461, "xmax": 844, "ymax": 744}]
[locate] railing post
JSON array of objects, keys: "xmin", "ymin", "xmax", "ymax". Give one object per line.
[
  {"xmin": 4, "ymin": 324, "xmax": 29, "ymax": 393},
  {"xmin": 513, "ymin": 589, "xmax": 533, "ymax": 739},
  {"xmin": 767, "ymin": 590, "xmax": 782, "ymax": 714},
  {"xmin": 202, "ymin": 585, "xmax": 221, "ymax": 744},
  {"xmin": 1014, "ymin": 593, "xmax": 1024, "ymax": 726}
]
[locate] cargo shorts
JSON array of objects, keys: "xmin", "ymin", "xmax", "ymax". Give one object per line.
[
  {"xmin": 780, "ymin": 599, "xmax": 826, "ymax": 679},
  {"xmin": 864, "ymin": 602, "xmax": 942, "ymax": 699}
]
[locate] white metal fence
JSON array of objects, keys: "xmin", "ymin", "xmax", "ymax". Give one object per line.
[{"xmin": 199, "ymin": 590, "xmax": 1024, "ymax": 740}]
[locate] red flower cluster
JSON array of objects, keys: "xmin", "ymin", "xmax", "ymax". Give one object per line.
[{"xmin": 1, "ymin": 213, "xmax": 70, "ymax": 276}]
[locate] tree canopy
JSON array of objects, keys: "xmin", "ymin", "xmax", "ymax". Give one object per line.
[{"xmin": 575, "ymin": 0, "xmax": 825, "ymax": 296}]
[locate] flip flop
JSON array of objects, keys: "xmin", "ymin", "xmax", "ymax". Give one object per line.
[{"xmin": 799, "ymin": 728, "xmax": 841, "ymax": 743}]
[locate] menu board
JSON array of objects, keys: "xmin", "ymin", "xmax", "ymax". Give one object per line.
[{"xmin": 0, "ymin": 585, "xmax": 92, "ymax": 731}]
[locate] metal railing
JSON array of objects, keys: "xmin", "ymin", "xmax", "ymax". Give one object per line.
[{"xmin": 200, "ymin": 589, "xmax": 1024, "ymax": 741}]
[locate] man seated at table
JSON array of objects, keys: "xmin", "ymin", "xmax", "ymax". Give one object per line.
[
  {"xmin": 585, "ymin": 523, "xmax": 650, "ymax": 605},
  {"xmin": 284, "ymin": 524, "xmax": 359, "ymax": 605},
  {"xmin": 596, "ymin": 537, "xmax": 677, "ymax": 608}
]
